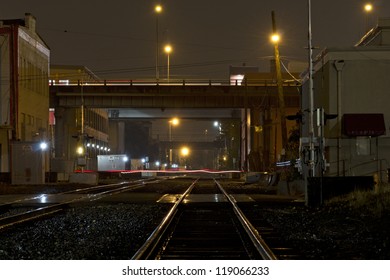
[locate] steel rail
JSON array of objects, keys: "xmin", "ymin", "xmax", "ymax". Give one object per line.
[
  {"xmin": 131, "ymin": 178, "xmax": 199, "ymax": 260},
  {"xmin": 59, "ymin": 177, "xmax": 163, "ymax": 194},
  {"xmin": 214, "ymin": 179, "xmax": 278, "ymax": 260},
  {"xmin": 0, "ymin": 178, "xmax": 163, "ymax": 231},
  {"xmin": 0, "ymin": 178, "xmax": 163, "ymax": 210},
  {"xmin": 0, "ymin": 203, "xmax": 67, "ymax": 230}
]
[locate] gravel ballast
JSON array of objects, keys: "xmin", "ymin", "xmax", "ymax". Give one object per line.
[{"xmin": 0, "ymin": 203, "xmax": 170, "ymax": 259}]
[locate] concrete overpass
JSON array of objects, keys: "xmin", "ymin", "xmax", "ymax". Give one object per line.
[
  {"xmin": 49, "ymin": 80, "xmax": 300, "ymax": 110},
  {"xmin": 49, "ymin": 80, "xmax": 301, "ymax": 171}
]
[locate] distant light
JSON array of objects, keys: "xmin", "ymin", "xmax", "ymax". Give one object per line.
[
  {"xmin": 155, "ymin": 161, "xmax": 160, "ymax": 166},
  {"xmin": 170, "ymin": 118, "xmax": 179, "ymax": 126},
  {"xmin": 276, "ymin": 160, "xmax": 291, "ymax": 167},
  {"xmin": 40, "ymin": 142, "xmax": 48, "ymax": 150},
  {"xmin": 364, "ymin": 3, "xmax": 373, "ymax": 12},
  {"xmin": 123, "ymin": 156, "xmax": 129, "ymax": 162},
  {"xmin": 77, "ymin": 146, "xmax": 84, "ymax": 155},
  {"xmin": 230, "ymin": 74, "xmax": 244, "ymax": 85},
  {"xmin": 271, "ymin": 33, "xmax": 280, "ymax": 44},
  {"xmin": 181, "ymin": 146, "xmax": 190, "ymax": 157},
  {"xmin": 213, "ymin": 121, "xmax": 219, "ymax": 127},
  {"xmin": 155, "ymin": 5, "xmax": 162, "ymax": 13},
  {"xmin": 164, "ymin": 45, "xmax": 172, "ymax": 54}
]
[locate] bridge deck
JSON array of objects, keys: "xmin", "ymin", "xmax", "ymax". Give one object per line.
[{"xmin": 50, "ymin": 82, "xmax": 300, "ymax": 109}]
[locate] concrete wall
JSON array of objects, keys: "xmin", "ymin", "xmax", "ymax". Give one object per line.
[{"xmin": 302, "ymin": 47, "xmax": 390, "ymax": 179}]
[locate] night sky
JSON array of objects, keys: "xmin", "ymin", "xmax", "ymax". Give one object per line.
[{"xmin": 2, "ymin": 1, "xmax": 390, "ymax": 79}]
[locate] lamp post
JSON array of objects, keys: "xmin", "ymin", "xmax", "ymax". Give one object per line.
[
  {"xmin": 164, "ymin": 44, "xmax": 172, "ymax": 82},
  {"xmin": 168, "ymin": 118, "xmax": 179, "ymax": 167},
  {"xmin": 155, "ymin": 4, "xmax": 162, "ymax": 80},
  {"xmin": 271, "ymin": 11, "xmax": 287, "ymax": 159},
  {"xmin": 180, "ymin": 146, "xmax": 190, "ymax": 169},
  {"xmin": 364, "ymin": 3, "xmax": 373, "ymax": 32}
]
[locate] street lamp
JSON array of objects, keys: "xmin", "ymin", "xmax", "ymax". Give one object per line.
[
  {"xmin": 170, "ymin": 117, "xmax": 179, "ymax": 128},
  {"xmin": 168, "ymin": 118, "xmax": 179, "ymax": 167},
  {"xmin": 154, "ymin": 4, "xmax": 163, "ymax": 80},
  {"xmin": 180, "ymin": 146, "xmax": 190, "ymax": 169},
  {"xmin": 164, "ymin": 44, "xmax": 172, "ymax": 82},
  {"xmin": 77, "ymin": 145, "xmax": 84, "ymax": 156},
  {"xmin": 271, "ymin": 11, "xmax": 287, "ymax": 159},
  {"xmin": 40, "ymin": 142, "xmax": 48, "ymax": 151},
  {"xmin": 181, "ymin": 146, "xmax": 190, "ymax": 157},
  {"xmin": 270, "ymin": 33, "xmax": 280, "ymax": 44},
  {"xmin": 364, "ymin": 3, "xmax": 373, "ymax": 12},
  {"xmin": 364, "ymin": 3, "xmax": 374, "ymax": 32}
]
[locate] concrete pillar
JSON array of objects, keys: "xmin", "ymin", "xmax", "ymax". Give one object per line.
[{"xmin": 109, "ymin": 120, "xmax": 125, "ymax": 154}]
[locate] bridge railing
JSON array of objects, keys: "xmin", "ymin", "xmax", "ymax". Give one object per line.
[{"xmin": 49, "ymin": 78, "xmax": 301, "ymax": 87}]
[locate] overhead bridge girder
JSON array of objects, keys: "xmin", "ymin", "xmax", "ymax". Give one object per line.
[{"xmin": 50, "ymin": 84, "xmax": 300, "ymax": 109}]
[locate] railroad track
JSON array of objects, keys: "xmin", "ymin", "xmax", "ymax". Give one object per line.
[
  {"xmin": 132, "ymin": 178, "xmax": 277, "ymax": 260},
  {"xmin": 237, "ymin": 204, "xmax": 302, "ymax": 259},
  {"xmin": 0, "ymin": 178, "xmax": 163, "ymax": 231}
]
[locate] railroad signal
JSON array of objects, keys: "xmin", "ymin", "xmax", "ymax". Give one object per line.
[
  {"xmin": 286, "ymin": 111, "xmax": 303, "ymax": 123},
  {"xmin": 323, "ymin": 113, "xmax": 338, "ymax": 124}
]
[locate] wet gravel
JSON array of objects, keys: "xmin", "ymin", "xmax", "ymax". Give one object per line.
[{"xmin": 0, "ymin": 203, "xmax": 170, "ymax": 259}]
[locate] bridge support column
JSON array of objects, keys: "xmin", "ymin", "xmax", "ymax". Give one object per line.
[
  {"xmin": 54, "ymin": 107, "xmax": 66, "ymax": 158},
  {"xmin": 109, "ymin": 120, "xmax": 125, "ymax": 154},
  {"xmin": 54, "ymin": 107, "xmax": 79, "ymax": 160},
  {"xmin": 248, "ymin": 109, "xmax": 263, "ymax": 171},
  {"xmin": 243, "ymin": 107, "xmax": 274, "ymax": 172}
]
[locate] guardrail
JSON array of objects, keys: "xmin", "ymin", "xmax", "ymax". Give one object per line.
[{"xmin": 49, "ymin": 78, "xmax": 301, "ymax": 87}]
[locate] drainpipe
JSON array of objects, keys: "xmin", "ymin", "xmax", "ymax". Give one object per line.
[{"xmin": 334, "ymin": 60, "xmax": 345, "ymax": 176}]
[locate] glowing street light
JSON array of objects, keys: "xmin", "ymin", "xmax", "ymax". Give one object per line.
[
  {"xmin": 164, "ymin": 44, "xmax": 172, "ymax": 82},
  {"xmin": 155, "ymin": 4, "xmax": 162, "ymax": 13},
  {"xmin": 76, "ymin": 146, "xmax": 84, "ymax": 155},
  {"xmin": 40, "ymin": 142, "xmax": 48, "ymax": 151},
  {"xmin": 270, "ymin": 33, "xmax": 280, "ymax": 44},
  {"xmin": 364, "ymin": 3, "xmax": 374, "ymax": 32},
  {"xmin": 168, "ymin": 118, "xmax": 179, "ymax": 167},
  {"xmin": 164, "ymin": 45, "xmax": 172, "ymax": 53},
  {"xmin": 364, "ymin": 3, "xmax": 373, "ymax": 12},
  {"xmin": 181, "ymin": 146, "xmax": 190, "ymax": 169},
  {"xmin": 170, "ymin": 117, "xmax": 179, "ymax": 127},
  {"xmin": 271, "ymin": 11, "xmax": 287, "ymax": 158},
  {"xmin": 181, "ymin": 146, "xmax": 190, "ymax": 157}
]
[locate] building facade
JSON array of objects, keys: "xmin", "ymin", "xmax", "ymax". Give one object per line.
[
  {"xmin": 0, "ymin": 13, "xmax": 50, "ymax": 174},
  {"xmin": 301, "ymin": 18, "xmax": 390, "ymax": 181}
]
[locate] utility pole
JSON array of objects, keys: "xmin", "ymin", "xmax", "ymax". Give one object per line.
[
  {"xmin": 308, "ymin": 0, "xmax": 315, "ymax": 177},
  {"xmin": 271, "ymin": 11, "xmax": 288, "ymax": 158}
]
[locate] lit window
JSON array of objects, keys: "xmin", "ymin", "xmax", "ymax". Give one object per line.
[
  {"xmin": 59, "ymin": 80, "xmax": 69, "ymax": 85},
  {"xmin": 230, "ymin": 75, "xmax": 244, "ymax": 85}
]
